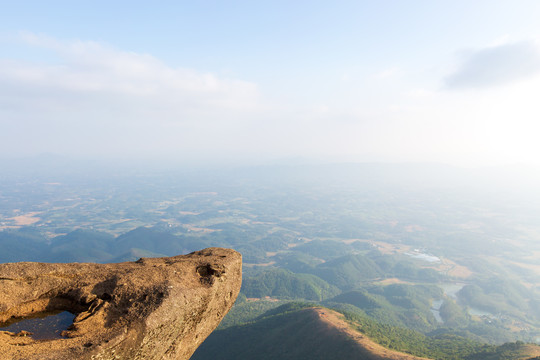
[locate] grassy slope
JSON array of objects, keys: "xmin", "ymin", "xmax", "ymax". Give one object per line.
[
  {"xmin": 193, "ymin": 305, "xmax": 540, "ymax": 360},
  {"xmin": 192, "ymin": 307, "xmax": 430, "ymax": 360}
]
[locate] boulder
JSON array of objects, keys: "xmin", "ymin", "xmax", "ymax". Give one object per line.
[{"xmin": 0, "ymin": 247, "xmax": 241, "ymax": 359}]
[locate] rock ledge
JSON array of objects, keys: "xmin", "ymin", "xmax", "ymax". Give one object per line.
[{"xmin": 0, "ymin": 247, "xmax": 242, "ymax": 360}]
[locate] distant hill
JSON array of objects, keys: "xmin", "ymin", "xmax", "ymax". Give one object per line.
[
  {"xmin": 193, "ymin": 304, "xmax": 540, "ymax": 360},
  {"xmin": 0, "ymin": 226, "xmax": 201, "ymax": 264},
  {"xmin": 112, "ymin": 226, "xmax": 191, "ymax": 255},
  {"xmin": 466, "ymin": 342, "xmax": 540, "ymax": 360},
  {"xmin": 48, "ymin": 229, "xmax": 115, "ymax": 263},
  {"xmin": 242, "ymin": 268, "xmax": 340, "ymax": 301},
  {"xmin": 313, "ymin": 253, "xmax": 383, "ymax": 289},
  {"xmin": 0, "ymin": 228, "xmax": 48, "ymax": 263},
  {"xmin": 108, "ymin": 247, "xmax": 166, "ymax": 263},
  {"xmin": 192, "ymin": 305, "xmax": 430, "ymax": 360},
  {"xmin": 326, "ymin": 284, "xmax": 442, "ymax": 332}
]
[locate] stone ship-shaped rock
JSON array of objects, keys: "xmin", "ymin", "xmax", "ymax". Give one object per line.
[{"xmin": 0, "ymin": 247, "xmax": 242, "ymax": 360}]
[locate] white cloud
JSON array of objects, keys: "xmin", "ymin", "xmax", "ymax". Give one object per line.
[
  {"xmin": 445, "ymin": 40, "xmax": 540, "ymax": 89},
  {"xmin": 0, "ymin": 33, "xmax": 262, "ymax": 159},
  {"xmin": 2, "ymin": 33, "xmax": 540, "ymax": 167},
  {"xmin": 372, "ymin": 67, "xmax": 400, "ymax": 79},
  {"xmin": 488, "ymin": 34, "xmax": 511, "ymax": 47},
  {"xmin": 4, "ymin": 33, "xmax": 259, "ymax": 108}
]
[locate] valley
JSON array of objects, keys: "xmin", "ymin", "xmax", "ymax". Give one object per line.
[{"xmin": 2, "ymin": 164, "xmax": 540, "ymax": 358}]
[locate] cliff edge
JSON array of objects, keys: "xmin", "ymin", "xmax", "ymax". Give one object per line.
[{"xmin": 0, "ymin": 247, "xmax": 242, "ymax": 360}]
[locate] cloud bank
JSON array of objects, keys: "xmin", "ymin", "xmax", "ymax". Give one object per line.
[
  {"xmin": 445, "ymin": 41, "xmax": 540, "ymax": 89},
  {"xmin": 2, "ymin": 33, "xmax": 540, "ymax": 167},
  {"xmin": 0, "ymin": 33, "xmax": 263, "ymax": 160}
]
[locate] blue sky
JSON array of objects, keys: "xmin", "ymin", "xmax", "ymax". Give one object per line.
[{"xmin": 2, "ymin": 1, "xmax": 540, "ymax": 166}]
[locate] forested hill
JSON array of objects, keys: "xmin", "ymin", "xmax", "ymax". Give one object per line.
[
  {"xmin": 192, "ymin": 305, "xmax": 430, "ymax": 360},
  {"xmin": 192, "ymin": 304, "xmax": 540, "ymax": 360},
  {"xmin": 4, "ymin": 165, "xmax": 540, "ymax": 358}
]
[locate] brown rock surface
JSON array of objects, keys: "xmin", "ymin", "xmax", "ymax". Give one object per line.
[{"xmin": 0, "ymin": 247, "xmax": 242, "ymax": 360}]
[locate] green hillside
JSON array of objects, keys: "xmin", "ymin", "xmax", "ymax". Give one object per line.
[
  {"xmin": 313, "ymin": 253, "xmax": 383, "ymax": 289},
  {"xmin": 0, "ymin": 228, "xmax": 48, "ymax": 263},
  {"xmin": 192, "ymin": 305, "xmax": 385, "ymax": 360},
  {"xmin": 242, "ymin": 268, "xmax": 340, "ymax": 301},
  {"xmin": 193, "ymin": 304, "xmax": 540, "ymax": 360},
  {"xmin": 48, "ymin": 229, "xmax": 115, "ymax": 263}
]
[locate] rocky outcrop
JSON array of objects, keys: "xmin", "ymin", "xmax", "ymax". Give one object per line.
[{"xmin": 0, "ymin": 247, "xmax": 242, "ymax": 360}]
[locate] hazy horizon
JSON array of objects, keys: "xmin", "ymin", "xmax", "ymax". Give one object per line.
[{"xmin": 2, "ymin": 1, "xmax": 540, "ymax": 167}]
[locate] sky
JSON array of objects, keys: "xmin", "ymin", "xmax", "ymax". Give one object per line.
[{"xmin": 1, "ymin": 1, "xmax": 540, "ymax": 167}]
